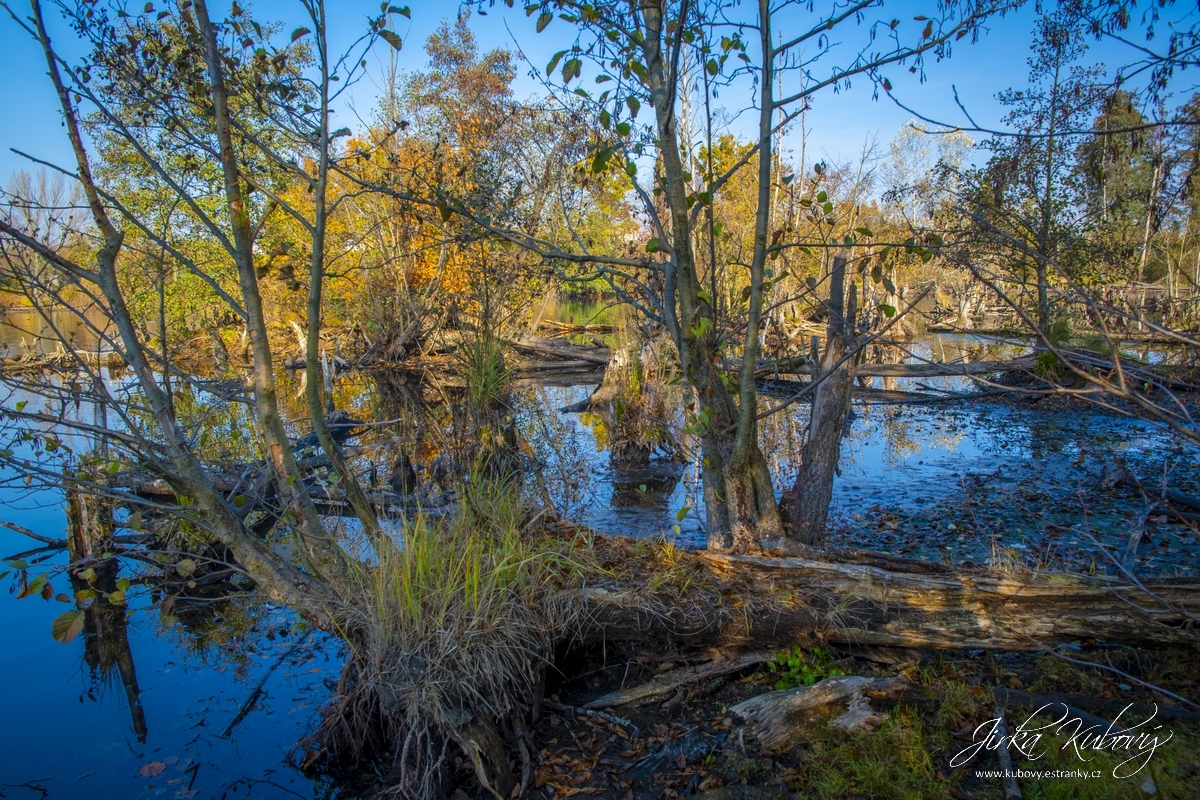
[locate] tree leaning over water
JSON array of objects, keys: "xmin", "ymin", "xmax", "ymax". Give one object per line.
[{"xmin": 3, "ymin": 1, "xmax": 1200, "ymax": 798}]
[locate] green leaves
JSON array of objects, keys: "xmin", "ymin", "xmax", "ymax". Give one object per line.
[
  {"xmin": 625, "ymin": 96, "xmax": 640, "ymax": 118},
  {"xmin": 387, "ymin": 5, "xmax": 410, "ymax": 17},
  {"xmin": 591, "ymin": 147, "xmax": 612, "ymax": 173},
  {"xmin": 546, "ymin": 50, "xmax": 566, "ymax": 76},
  {"xmin": 290, "ymin": 27, "xmax": 311, "ymax": 42},
  {"xmin": 561, "ymin": 58, "xmax": 582, "ymax": 82},
  {"xmin": 645, "ymin": 237, "xmax": 661, "ymax": 253},
  {"xmin": 176, "ymin": 559, "xmax": 197, "ymax": 578},
  {"xmin": 17, "ymin": 573, "xmax": 46, "ymax": 600},
  {"xmin": 536, "ymin": 11, "xmax": 552, "ymax": 32},
  {"xmin": 379, "ymin": 29, "xmax": 403, "ymax": 51},
  {"xmin": 880, "ymin": 303, "xmax": 897, "ymax": 318},
  {"xmin": 52, "ymin": 610, "xmax": 86, "ymax": 644}
]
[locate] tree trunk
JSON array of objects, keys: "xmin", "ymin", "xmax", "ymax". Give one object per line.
[
  {"xmin": 637, "ymin": 4, "xmax": 784, "ymax": 553},
  {"xmin": 28, "ymin": 0, "xmax": 335, "ymax": 624},
  {"xmin": 785, "ymin": 255, "xmax": 855, "ymax": 544},
  {"xmin": 195, "ymin": 0, "xmax": 347, "ymax": 583},
  {"xmin": 581, "ymin": 547, "xmax": 1200, "ymax": 652}
]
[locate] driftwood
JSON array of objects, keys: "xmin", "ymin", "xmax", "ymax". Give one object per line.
[
  {"xmin": 537, "ymin": 319, "xmax": 618, "ymax": 335},
  {"xmin": 993, "ymin": 709, "xmax": 1024, "ymax": 799},
  {"xmin": 0, "ymin": 348, "xmax": 126, "ymax": 370},
  {"xmin": 507, "ymin": 333, "xmax": 611, "ymax": 365},
  {"xmin": 583, "ymin": 546, "xmax": 1200, "ymax": 653},
  {"xmin": 731, "ymin": 675, "xmax": 915, "ymax": 751},
  {"xmin": 582, "ymin": 651, "xmax": 772, "ymax": 710}
]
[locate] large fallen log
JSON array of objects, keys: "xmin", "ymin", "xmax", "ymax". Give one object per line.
[
  {"xmin": 507, "ymin": 334, "xmax": 611, "ymax": 365},
  {"xmin": 757, "ymin": 355, "xmax": 1035, "ymax": 378},
  {"xmin": 581, "ymin": 544, "xmax": 1200, "ymax": 653}
]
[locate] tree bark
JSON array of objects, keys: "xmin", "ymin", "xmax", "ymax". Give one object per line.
[
  {"xmin": 639, "ymin": 4, "xmax": 784, "ymax": 552},
  {"xmin": 785, "ymin": 255, "xmax": 855, "ymax": 544},
  {"xmin": 581, "ymin": 548, "xmax": 1200, "ymax": 653}
]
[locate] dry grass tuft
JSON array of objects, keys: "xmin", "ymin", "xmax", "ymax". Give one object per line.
[{"xmin": 312, "ymin": 479, "xmax": 589, "ymax": 798}]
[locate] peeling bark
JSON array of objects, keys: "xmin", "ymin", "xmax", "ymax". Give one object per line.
[{"xmin": 582, "ymin": 548, "xmax": 1200, "ymax": 652}]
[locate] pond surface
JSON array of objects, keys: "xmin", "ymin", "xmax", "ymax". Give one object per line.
[
  {"xmin": 0, "ymin": 518, "xmax": 343, "ymax": 798},
  {"xmin": 0, "ymin": 307, "xmax": 113, "ymax": 359},
  {"xmin": 1, "ymin": 330, "xmax": 1196, "ymax": 797}
]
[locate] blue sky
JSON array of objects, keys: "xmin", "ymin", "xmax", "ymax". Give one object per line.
[{"xmin": 0, "ymin": 1, "xmax": 1191, "ymax": 183}]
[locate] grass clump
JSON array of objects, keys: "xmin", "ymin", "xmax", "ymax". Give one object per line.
[{"xmin": 314, "ymin": 479, "xmax": 587, "ymax": 798}]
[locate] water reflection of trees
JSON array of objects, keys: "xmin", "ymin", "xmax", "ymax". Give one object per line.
[
  {"xmin": 609, "ymin": 469, "xmax": 682, "ymax": 510},
  {"xmin": 65, "ymin": 492, "xmax": 147, "ymax": 743}
]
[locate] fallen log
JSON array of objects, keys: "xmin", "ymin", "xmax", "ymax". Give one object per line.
[
  {"xmin": 581, "ymin": 545, "xmax": 1200, "ymax": 653},
  {"xmin": 583, "ymin": 651, "xmax": 772, "ymax": 710},
  {"xmin": 537, "ymin": 319, "xmax": 618, "ymax": 335},
  {"xmin": 512, "ymin": 358, "xmax": 606, "ymax": 373},
  {"xmin": 732, "ymin": 355, "xmax": 1036, "ymax": 380},
  {"xmin": 507, "ymin": 333, "xmax": 611, "ymax": 365}
]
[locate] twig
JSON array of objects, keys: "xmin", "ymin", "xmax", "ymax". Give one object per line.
[
  {"xmin": 993, "ymin": 708, "xmax": 1023, "ymax": 799},
  {"xmin": 0, "ymin": 519, "xmax": 66, "ymax": 548},
  {"xmin": 542, "ymin": 699, "xmax": 640, "ymax": 738},
  {"xmin": 219, "ymin": 630, "xmax": 312, "ymax": 738},
  {"xmin": 1045, "ymin": 648, "xmax": 1200, "ymax": 711}
]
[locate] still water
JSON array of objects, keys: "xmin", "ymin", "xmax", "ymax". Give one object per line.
[{"xmin": 0, "ymin": 330, "xmax": 1193, "ymax": 796}]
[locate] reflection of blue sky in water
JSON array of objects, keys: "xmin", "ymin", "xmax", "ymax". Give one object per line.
[{"xmin": 527, "ymin": 334, "xmax": 1187, "ymax": 552}]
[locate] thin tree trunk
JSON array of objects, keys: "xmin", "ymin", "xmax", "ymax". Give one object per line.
[
  {"xmin": 28, "ymin": 0, "xmax": 333, "ymax": 622},
  {"xmin": 639, "ymin": 3, "xmax": 782, "ymax": 551},
  {"xmin": 300, "ymin": 2, "xmax": 385, "ymax": 551},
  {"xmin": 194, "ymin": 0, "xmax": 346, "ymax": 583},
  {"xmin": 1139, "ymin": 159, "xmax": 1163, "ymax": 283}
]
